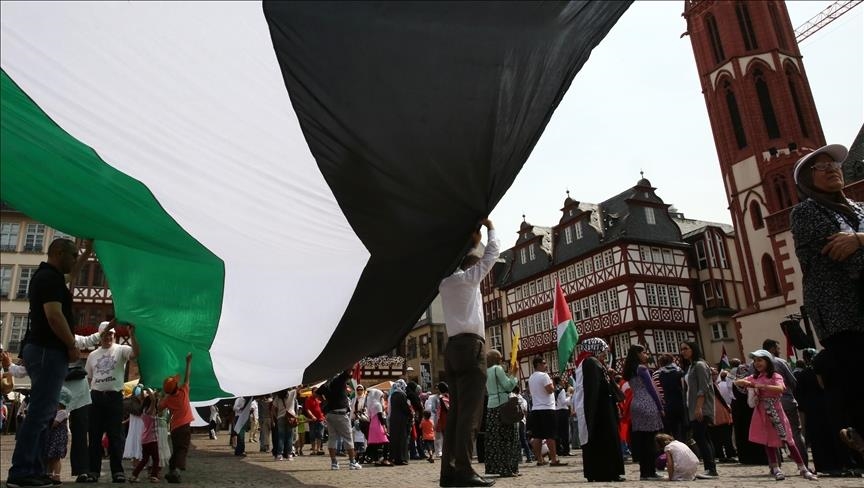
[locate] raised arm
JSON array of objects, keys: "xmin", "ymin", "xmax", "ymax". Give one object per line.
[
  {"xmin": 183, "ymin": 352, "xmax": 192, "ymax": 387},
  {"xmin": 128, "ymin": 324, "xmax": 140, "ymax": 359},
  {"xmin": 66, "ymin": 239, "xmax": 93, "ymax": 288}
]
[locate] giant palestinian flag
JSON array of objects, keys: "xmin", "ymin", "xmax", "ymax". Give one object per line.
[{"xmin": 1, "ymin": 1, "xmax": 631, "ymax": 400}]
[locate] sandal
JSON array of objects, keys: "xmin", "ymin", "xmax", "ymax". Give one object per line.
[
  {"xmin": 549, "ymin": 460, "xmax": 569, "ymax": 466},
  {"xmin": 76, "ymin": 473, "xmax": 98, "ymax": 483},
  {"xmin": 536, "ymin": 461, "xmax": 548, "ymax": 466},
  {"xmin": 113, "ymin": 473, "xmax": 127, "ymax": 483}
]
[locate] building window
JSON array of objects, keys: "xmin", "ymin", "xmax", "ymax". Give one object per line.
[
  {"xmin": 529, "ymin": 280, "xmax": 536, "ymax": 295},
  {"xmin": 786, "ymin": 67, "xmax": 810, "ymax": 137},
  {"xmin": 1, "ymin": 223, "xmax": 20, "ymax": 252},
  {"xmin": 658, "ymin": 286, "xmax": 669, "ymax": 307},
  {"xmin": 407, "ymin": 337, "xmax": 418, "ymax": 359},
  {"xmin": 702, "ymin": 281, "xmax": 715, "ymax": 305},
  {"xmin": 520, "ymin": 247, "xmax": 527, "ymax": 265},
  {"xmin": 564, "ymin": 226, "xmax": 573, "ymax": 245},
  {"xmin": 16, "ymin": 266, "xmax": 37, "ymax": 299},
  {"xmin": 8, "ymin": 314, "xmax": 30, "ymax": 353},
  {"xmin": 542, "ymin": 275, "xmax": 550, "ymax": 291},
  {"xmin": 575, "ymin": 262, "xmax": 584, "ymax": 278},
  {"xmin": 640, "ymin": 246, "xmax": 650, "ymax": 262},
  {"xmin": 772, "ymin": 174, "xmax": 794, "ymax": 209},
  {"xmin": 762, "ymin": 254, "xmax": 781, "ymax": 296},
  {"xmin": 581, "ymin": 297, "xmax": 591, "ymax": 319},
  {"xmin": 750, "ymin": 201, "xmax": 764, "ymax": 229},
  {"xmin": 754, "ymin": 68, "xmax": 780, "ymax": 139},
  {"xmin": 590, "ymin": 294, "xmax": 599, "ymax": 317},
  {"xmin": 593, "ymin": 255, "xmax": 603, "ymax": 272},
  {"xmin": 584, "ymin": 258, "xmax": 593, "ymax": 274},
  {"xmin": 567, "ymin": 265, "xmax": 576, "ymax": 281},
  {"xmin": 603, "ymin": 249, "xmax": 614, "ymax": 268},
  {"xmin": 571, "ymin": 302, "xmax": 582, "ymax": 321},
  {"xmin": 736, "ymin": 1, "xmax": 759, "ymax": 50},
  {"xmin": 0, "ymin": 265, "xmax": 12, "ymax": 298},
  {"xmin": 51, "ymin": 228, "xmax": 75, "ymax": 241},
  {"xmin": 724, "ymin": 81, "xmax": 748, "ymax": 149},
  {"xmin": 599, "ymin": 292, "xmax": 609, "ymax": 314},
  {"xmin": 695, "ymin": 240, "xmax": 708, "ymax": 270},
  {"xmin": 487, "ymin": 325, "xmax": 503, "ymax": 352},
  {"xmin": 714, "ymin": 281, "xmax": 727, "ymax": 306},
  {"xmin": 608, "ymin": 289, "xmax": 620, "ymax": 310},
  {"xmin": 574, "ymin": 222, "xmax": 583, "ymax": 240},
  {"xmin": 645, "ymin": 207, "xmax": 656, "ymax": 225},
  {"xmin": 662, "ymin": 249, "xmax": 674, "ymax": 265},
  {"xmin": 705, "ymin": 14, "xmax": 725, "ymax": 63},
  {"xmin": 714, "ymin": 234, "xmax": 728, "ymax": 268},
  {"xmin": 23, "ymin": 223, "xmax": 46, "ymax": 252},
  {"xmin": 529, "ymin": 244, "xmax": 536, "ymax": 261},
  {"xmin": 712, "ymin": 322, "xmax": 730, "ymax": 340},
  {"xmin": 669, "ymin": 286, "xmax": 681, "ymax": 307},
  {"xmin": 769, "ymin": 3, "xmax": 789, "ymax": 50},
  {"xmin": 646, "ymin": 284, "xmax": 658, "ymax": 306},
  {"xmin": 651, "ymin": 247, "xmax": 663, "ymax": 264}
]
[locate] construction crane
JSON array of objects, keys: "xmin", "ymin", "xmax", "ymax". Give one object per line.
[{"xmin": 794, "ymin": 0, "xmax": 862, "ymax": 43}]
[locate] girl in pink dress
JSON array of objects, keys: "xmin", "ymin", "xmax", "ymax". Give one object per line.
[{"xmin": 734, "ymin": 350, "xmax": 817, "ymax": 481}]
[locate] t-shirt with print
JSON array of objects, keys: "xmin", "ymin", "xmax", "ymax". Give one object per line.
[
  {"xmin": 85, "ymin": 344, "xmax": 133, "ymax": 392},
  {"xmin": 159, "ymin": 383, "xmax": 194, "ymax": 432},
  {"xmin": 528, "ymin": 371, "xmax": 554, "ymax": 410}
]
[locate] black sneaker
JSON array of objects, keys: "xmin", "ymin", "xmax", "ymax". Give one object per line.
[
  {"xmin": 5, "ymin": 476, "xmax": 53, "ymax": 488},
  {"xmin": 164, "ymin": 472, "xmax": 181, "ymax": 484}
]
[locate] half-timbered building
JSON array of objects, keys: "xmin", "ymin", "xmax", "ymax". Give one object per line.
[{"xmin": 483, "ymin": 178, "xmax": 745, "ymax": 377}]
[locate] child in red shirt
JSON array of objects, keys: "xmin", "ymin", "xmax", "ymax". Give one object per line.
[
  {"xmin": 159, "ymin": 352, "xmax": 193, "ymax": 483},
  {"xmin": 420, "ymin": 410, "xmax": 436, "ymax": 463}
]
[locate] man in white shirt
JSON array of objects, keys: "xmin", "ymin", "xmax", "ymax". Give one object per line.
[
  {"xmin": 85, "ymin": 321, "xmax": 139, "ymax": 482},
  {"xmin": 438, "ymin": 219, "xmax": 499, "ymax": 488},
  {"xmin": 528, "ymin": 356, "xmax": 566, "ymax": 466}
]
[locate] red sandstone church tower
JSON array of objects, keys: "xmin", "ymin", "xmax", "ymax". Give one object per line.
[{"xmin": 682, "ymin": 1, "xmax": 828, "ymax": 354}]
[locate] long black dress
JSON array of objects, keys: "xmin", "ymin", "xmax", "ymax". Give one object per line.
[
  {"xmin": 730, "ymin": 382, "xmax": 767, "ymax": 465},
  {"xmin": 388, "ymin": 390, "xmax": 412, "ymax": 464},
  {"xmin": 578, "ymin": 356, "xmax": 625, "ymax": 482}
]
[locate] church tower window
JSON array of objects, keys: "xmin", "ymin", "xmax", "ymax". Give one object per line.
[
  {"xmin": 761, "ymin": 254, "xmax": 781, "ymax": 296},
  {"xmin": 754, "ymin": 68, "xmax": 780, "ymax": 139},
  {"xmin": 769, "ymin": 3, "xmax": 789, "ymax": 50},
  {"xmin": 736, "ymin": 2, "xmax": 759, "ymax": 51},
  {"xmin": 749, "ymin": 200, "xmax": 764, "ymax": 229},
  {"xmin": 705, "ymin": 14, "xmax": 725, "ymax": 64},
  {"xmin": 723, "ymin": 80, "xmax": 747, "ymax": 149},
  {"xmin": 786, "ymin": 66, "xmax": 810, "ymax": 138}
]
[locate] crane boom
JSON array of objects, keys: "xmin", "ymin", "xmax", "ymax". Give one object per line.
[{"xmin": 795, "ymin": 0, "xmax": 862, "ymax": 43}]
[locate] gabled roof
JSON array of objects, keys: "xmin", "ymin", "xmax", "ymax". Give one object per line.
[{"xmin": 676, "ymin": 217, "xmax": 734, "ymax": 239}]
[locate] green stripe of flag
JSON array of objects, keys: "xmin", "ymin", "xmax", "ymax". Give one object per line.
[{"xmin": 1, "ymin": 69, "xmax": 230, "ymax": 400}]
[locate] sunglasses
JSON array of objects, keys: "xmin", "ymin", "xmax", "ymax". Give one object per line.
[{"xmin": 811, "ymin": 161, "xmax": 842, "ymax": 172}]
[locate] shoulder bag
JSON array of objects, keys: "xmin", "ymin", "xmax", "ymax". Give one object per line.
[{"xmin": 495, "ymin": 366, "xmax": 523, "ymax": 424}]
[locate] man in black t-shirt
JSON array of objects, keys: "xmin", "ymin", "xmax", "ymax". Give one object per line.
[
  {"xmin": 8, "ymin": 238, "xmax": 90, "ymax": 488},
  {"xmin": 322, "ymin": 369, "xmax": 362, "ymax": 470}
]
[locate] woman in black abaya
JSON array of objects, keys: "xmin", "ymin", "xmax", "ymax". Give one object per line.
[{"xmin": 573, "ymin": 337, "xmax": 626, "ymax": 482}]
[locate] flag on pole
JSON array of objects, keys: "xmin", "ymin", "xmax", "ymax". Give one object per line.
[
  {"xmin": 510, "ymin": 331, "xmax": 520, "ymax": 371},
  {"xmin": 553, "ymin": 280, "xmax": 579, "ymax": 373},
  {"xmin": 720, "ymin": 345, "xmax": 730, "ymax": 370}
]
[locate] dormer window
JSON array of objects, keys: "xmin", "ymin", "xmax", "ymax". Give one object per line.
[
  {"xmin": 575, "ymin": 222, "xmax": 583, "ymax": 239},
  {"xmin": 520, "ymin": 248, "xmax": 527, "ymax": 264},
  {"xmin": 529, "ymin": 244, "xmax": 536, "ymax": 261},
  {"xmin": 565, "ymin": 226, "xmax": 573, "ymax": 244},
  {"xmin": 645, "ymin": 207, "xmax": 656, "ymax": 225}
]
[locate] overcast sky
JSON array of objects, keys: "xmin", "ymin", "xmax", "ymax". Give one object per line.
[{"xmin": 489, "ymin": 1, "xmax": 863, "ymax": 247}]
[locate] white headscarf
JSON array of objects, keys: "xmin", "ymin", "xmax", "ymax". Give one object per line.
[{"xmin": 365, "ymin": 388, "xmax": 384, "ymax": 416}]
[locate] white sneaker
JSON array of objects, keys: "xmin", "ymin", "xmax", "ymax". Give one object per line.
[
  {"xmin": 276, "ymin": 455, "xmax": 284, "ymax": 461},
  {"xmin": 349, "ymin": 461, "xmax": 362, "ymax": 470},
  {"xmin": 331, "ymin": 461, "xmax": 339, "ymax": 470},
  {"xmin": 800, "ymin": 469, "xmax": 818, "ymax": 481}
]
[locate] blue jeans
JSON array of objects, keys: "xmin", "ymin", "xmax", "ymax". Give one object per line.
[
  {"xmin": 8, "ymin": 344, "xmax": 68, "ymax": 479},
  {"xmin": 276, "ymin": 417, "xmax": 295, "ymax": 457}
]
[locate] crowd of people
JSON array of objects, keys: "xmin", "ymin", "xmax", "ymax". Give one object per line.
[{"xmin": 1, "ymin": 143, "xmax": 860, "ymax": 488}]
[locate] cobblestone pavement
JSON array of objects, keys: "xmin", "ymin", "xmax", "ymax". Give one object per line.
[{"xmin": 2, "ymin": 433, "xmax": 862, "ymax": 487}]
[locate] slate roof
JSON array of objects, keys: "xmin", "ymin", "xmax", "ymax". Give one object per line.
[{"xmin": 843, "ymin": 123, "xmax": 864, "ymax": 184}]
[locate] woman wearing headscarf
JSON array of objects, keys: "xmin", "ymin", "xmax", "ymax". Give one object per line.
[
  {"xmin": 388, "ymin": 379, "xmax": 412, "ymax": 465},
  {"xmin": 483, "ymin": 349, "xmax": 520, "ymax": 477},
  {"xmin": 364, "ymin": 388, "xmax": 391, "ymax": 466},
  {"xmin": 405, "ymin": 382, "xmax": 424, "ymax": 460},
  {"xmin": 572, "ymin": 337, "xmax": 626, "ymax": 482},
  {"xmin": 790, "ymin": 144, "xmax": 864, "ymax": 457}
]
